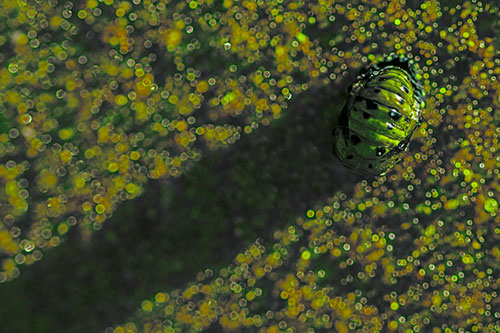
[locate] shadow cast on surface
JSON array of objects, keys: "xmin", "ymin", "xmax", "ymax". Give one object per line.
[{"xmin": 0, "ymin": 84, "xmax": 361, "ymax": 332}]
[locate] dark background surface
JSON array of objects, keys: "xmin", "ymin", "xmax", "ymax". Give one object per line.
[{"xmin": 0, "ymin": 84, "xmax": 359, "ymax": 332}]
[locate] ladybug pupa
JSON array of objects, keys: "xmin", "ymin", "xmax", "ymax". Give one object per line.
[{"xmin": 332, "ymin": 55, "xmax": 426, "ymax": 176}]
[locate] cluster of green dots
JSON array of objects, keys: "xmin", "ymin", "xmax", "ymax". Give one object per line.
[{"xmin": 104, "ymin": 0, "xmax": 500, "ymax": 332}]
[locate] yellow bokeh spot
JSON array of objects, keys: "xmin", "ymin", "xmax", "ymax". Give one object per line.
[
  {"xmin": 196, "ymin": 80, "xmax": 209, "ymax": 93},
  {"xmin": 84, "ymin": 149, "xmax": 95, "ymax": 159},
  {"xmin": 60, "ymin": 150, "xmax": 72, "ymax": 164},
  {"xmin": 95, "ymin": 204, "xmax": 106, "ymax": 214},
  {"xmin": 115, "ymin": 94, "xmax": 128, "ymax": 106},
  {"xmin": 155, "ymin": 292, "xmax": 167, "ymax": 303},
  {"xmin": 57, "ymin": 223, "xmax": 69, "ymax": 235},
  {"xmin": 77, "ymin": 10, "xmax": 87, "ymax": 19},
  {"xmin": 108, "ymin": 162, "xmax": 118, "ymax": 173},
  {"xmin": 331, "ymin": 248, "xmax": 342, "ymax": 257},
  {"xmin": 141, "ymin": 300, "xmax": 153, "ymax": 313},
  {"xmin": 130, "ymin": 151, "xmax": 140, "ymax": 160},
  {"xmin": 388, "ymin": 321, "xmax": 398, "ymax": 330},
  {"xmin": 87, "ymin": 0, "xmax": 98, "ymax": 8},
  {"xmin": 390, "ymin": 302, "xmax": 399, "ymax": 310},
  {"xmin": 82, "ymin": 201, "xmax": 93, "ymax": 212},
  {"xmin": 176, "ymin": 120, "xmax": 188, "ymax": 132},
  {"xmin": 58, "ymin": 128, "xmax": 75, "ymax": 141},
  {"xmin": 125, "ymin": 183, "xmax": 138, "ymax": 194},
  {"xmin": 195, "ymin": 127, "xmax": 205, "ymax": 135},
  {"xmin": 116, "ymin": 8, "xmax": 125, "ymax": 17},
  {"xmin": 301, "ymin": 250, "xmax": 311, "ymax": 260},
  {"xmin": 166, "ymin": 29, "xmax": 182, "ymax": 50},
  {"xmin": 462, "ymin": 254, "xmax": 474, "ymax": 264},
  {"xmin": 168, "ymin": 95, "xmax": 178, "ymax": 105},
  {"xmin": 246, "ymin": 291, "xmax": 256, "ymax": 301}
]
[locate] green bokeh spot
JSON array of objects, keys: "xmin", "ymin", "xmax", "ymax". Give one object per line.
[{"xmin": 484, "ymin": 198, "xmax": 498, "ymax": 213}]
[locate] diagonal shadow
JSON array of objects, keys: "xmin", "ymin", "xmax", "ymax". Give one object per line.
[{"xmin": 0, "ymin": 83, "xmax": 362, "ymax": 332}]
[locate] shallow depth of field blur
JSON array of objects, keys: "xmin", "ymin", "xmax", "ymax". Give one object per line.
[{"xmin": 0, "ymin": 0, "xmax": 499, "ymax": 332}]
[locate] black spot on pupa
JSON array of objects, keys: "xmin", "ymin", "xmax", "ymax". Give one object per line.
[
  {"xmin": 366, "ymin": 99, "xmax": 378, "ymax": 110},
  {"xmin": 398, "ymin": 141, "xmax": 408, "ymax": 150},
  {"xmin": 401, "ymin": 85, "xmax": 409, "ymax": 93},
  {"xmin": 368, "ymin": 163, "xmax": 373, "ymax": 169},
  {"xmin": 346, "ymin": 155, "xmax": 354, "ymax": 160},
  {"xmin": 374, "ymin": 88, "xmax": 381, "ymax": 93},
  {"xmin": 376, "ymin": 147, "xmax": 386, "ymax": 157},
  {"xmin": 363, "ymin": 112, "xmax": 371, "ymax": 119},
  {"xmin": 389, "ymin": 109, "xmax": 402, "ymax": 121},
  {"xmin": 387, "ymin": 123, "xmax": 395, "ymax": 130},
  {"xmin": 350, "ymin": 135, "xmax": 361, "ymax": 145}
]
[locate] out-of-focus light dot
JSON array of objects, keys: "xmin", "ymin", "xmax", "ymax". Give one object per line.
[
  {"xmin": 14, "ymin": 254, "xmax": 25, "ymax": 265},
  {"xmin": 77, "ymin": 10, "xmax": 87, "ymax": 19},
  {"xmin": 484, "ymin": 198, "xmax": 498, "ymax": 213},
  {"xmin": 125, "ymin": 183, "xmax": 138, "ymax": 194},
  {"xmin": 390, "ymin": 302, "xmax": 399, "ymax": 310},
  {"xmin": 141, "ymin": 300, "xmax": 153, "ymax": 313},
  {"xmin": 19, "ymin": 114, "xmax": 32, "ymax": 124},
  {"xmin": 155, "ymin": 292, "xmax": 168, "ymax": 303},
  {"xmin": 82, "ymin": 201, "xmax": 92, "ymax": 212},
  {"xmin": 301, "ymin": 250, "xmax": 311, "ymax": 260},
  {"xmin": 84, "ymin": 149, "xmax": 95, "ymax": 159},
  {"xmin": 58, "ymin": 128, "xmax": 75, "ymax": 141},
  {"xmin": 108, "ymin": 163, "xmax": 118, "ymax": 173},
  {"xmin": 168, "ymin": 95, "xmax": 178, "ymax": 104},
  {"xmin": 130, "ymin": 151, "xmax": 140, "ymax": 160},
  {"xmin": 8, "ymin": 63, "xmax": 18, "ymax": 74},
  {"xmin": 394, "ymin": 19, "xmax": 401, "ymax": 25},
  {"xmin": 115, "ymin": 95, "xmax": 128, "ymax": 106},
  {"xmin": 462, "ymin": 254, "xmax": 474, "ymax": 264},
  {"xmin": 306, "ymin": 210, "xmax": 315, "ymax": 218},
  {"xmin": 296, "ymin": 33, "xmax": 307, "ymax": 44},
  {"xmin": 95, "ymin": 204, "xmax": 106, "ymax": 214},
  {"xmin": 116, "ymin": 8, "xmax": 125, "ymax": 17},
  {"xmin": 388, "ymin": 321, "xmax": 398, "ymax": 330},
  {"xmin": 57, "ymin": 223, "xmax": 68, "ymax": 235},
  {"xmin": 246, "ymin": 291, "xmax": 256, "ymax": 301},
  {"xmin": 9, "ymin": 128, "xmax": 19, "ymax": 138}
]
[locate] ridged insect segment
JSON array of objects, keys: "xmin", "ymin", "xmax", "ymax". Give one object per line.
[{"xmin": 333, "ymin": 55, "xmax": 426, "ymax": 176}]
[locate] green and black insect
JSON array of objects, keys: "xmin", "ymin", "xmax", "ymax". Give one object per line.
[{"xmin": 332, "ymin": 55, "xmax": 426, "ymax": 176}]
